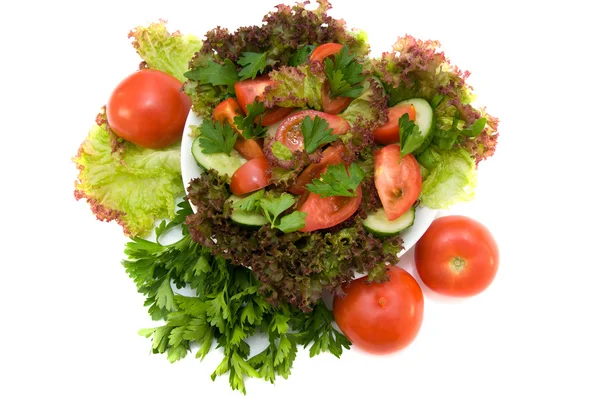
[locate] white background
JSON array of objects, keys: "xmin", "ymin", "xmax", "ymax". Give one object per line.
[{"xmin": 1, "ymin": 0, "xmax": 599, "ymax": 397}]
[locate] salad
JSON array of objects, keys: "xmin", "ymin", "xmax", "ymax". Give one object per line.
[{"xmin": 73, "ymin": 0, "xmax": 498, "ymax": 393}]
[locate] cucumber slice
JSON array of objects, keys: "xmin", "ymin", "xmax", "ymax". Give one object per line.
[
  {"xmin": 363, "ymin": 207, "xmax": 416, "ymax": 237},
  {"xmin": 191, "ymin": 136, "xmax": 247, "ymax": 178},
  {"xmin": 397, "ymin": 98, "xmax": 434, "ymax": 146},
  {"xmin": 228, "ymin": 195, "xmax": 268, "ymax": 228}
]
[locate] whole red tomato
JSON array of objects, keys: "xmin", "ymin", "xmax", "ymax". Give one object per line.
[
  {"xmin": 415, "ymin": 215, "xmax": 499, "ymax": 297},
  {"xmin": 106, "ymin": 69, "xmax": 191, "ymax": 149},
  {"xmin": 333, "ymin": 266, "xmax": 424, "ymax": 354}
]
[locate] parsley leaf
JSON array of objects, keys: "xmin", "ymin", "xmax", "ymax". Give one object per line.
[
  {"xmin": 278, "ymin": 212, "xmax": 307, "ymax": 233},
  {"xmin": 324, "ymin": 46, "xmax": 364, "ymax": 98},
  {"xmin": 301, "ymin": 115, "xmax": 338, "ymax": 153},
  {"xmin": 237, "ymin": 52, "xmax": 267, "ymax": 80},
  {"xmin": 289, "ymin": 44, "xmax": 316, "ymax": 66},
  {"xmin": 306, "ymin": 163, "xmax": 364, "ymax": 198},
  {"xmin": 232, "ymin": 189, "xmax": 264, "ymax": 212},
  {"xmin": 184, "ymin": 59, "xmax": 238, "ymax": 88},
  {"xmin": 233, "ymin": 102, "xmax": 267, "ymax": 139},
  {"xmin": 399, "ymin": 113, "xmax": 426, "ymax": 157},
  {"xmin": 197, "ymin": 119, "xmax": 238, "ymax": 155},
  {"xmin": 259, "ymin": 193, "xmax": 305, "ymax": 232}
]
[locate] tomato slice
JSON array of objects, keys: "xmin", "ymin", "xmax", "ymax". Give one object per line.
[
  {"xmin": 299, "ymin": 184, "xmax": 362, "ymax": 232},
  {"xmin": 321, "ymin": 82, "xmax": 353, "ymax": 114},
  {"xmin": 373, "ymin": 104, "xmax": 416, "ymax": 145},
  {"xmin": 309, "ymin": 43, "xmax": 344, "ymax": 63},
  {"xmin": 233, "ymin": 76, "xmax": 293, "ymax": 126},
  {"xmin": 373, "ymin": 145, "xmax": 422, "ymax": 221},
  {"xmin": 275, "ymin": 110, "xmax": 351, "ymax": 152},
  {"xmin": 288, "ymin": 145, "xmax": 347, "ymax": 195},
  {"xmin": 229, "ymin": 157, "xmax": 271, "ymax": 195},
  {"xmin": 212, "ymin": 98, "xmax": 264, "ymax": 160}
]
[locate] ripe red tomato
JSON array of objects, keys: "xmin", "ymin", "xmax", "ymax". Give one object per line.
[
  {"xmin": 288, "ymin": 145, "xmax": 347, "ymax": 195},
  {"xmin": 415, "ymin": 215, "xmax": 499, "ymax": 297},
  {"xmin": 229, "ymin": 156, "xmax": 271, "ymax": 195},
  {"xmin": 373, "ymin": 145, "xmax": 422, "ymax": 220},
  {"xmin": 106, "ymin": 69, "xmax": 191, "ymax": 149},
  {"xmin": 373, "ymin": 104, "xmax": 416, "ymax": 145},
  {"xmin": 298, "ymin": 184, "xmax": 362, "ymax": 232},
  {"xmin": 275, "ymin": 110, "xmax": 350, "ymax": 152},
  {"xmin": 310, "ymin": 43, "xmax": 352, "ymax": 114},
  {"xmin": 333, "ymin": 266, "xmax": 424, "ymax": 354},
  {"xmin": 213, "ymin": 98, "xmax": 264, "ymax": 160},
  {"xmin": 234, "ymin": 76, "xmax": 293, "ymax": 126}
]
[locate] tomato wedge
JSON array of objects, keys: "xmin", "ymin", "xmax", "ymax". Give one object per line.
[
  {"xmin": 321, "ymin": 82, "xmax": 353, "ymax": 114},
  {"xmin": 373, "ymin": 145, "xmax": 422, "ymax": 221},
  {"xmin": 310, "ymin": 43, "xmax": 343, "ymax": 63},
  {"xmin": 299, "ymin": 184, "xmax": 362, "ymax": 232},
  {"xmin": 213, "ymin": 98, "xmax": 264, "ymax": 160},
  {"xmin": 288, "ymin": 145, "xmax": 347, "ymax": 195},
  {"xmin": 310, "ymin": 43, "xmax": 353, "ymax": 115},
  {"xmin": 373, "ymin": 104, "xmax": 416, "ymax": 145},
  {"xmin": 275, "ymin": 110, "xmax": 350, "ymax": 152},
  {"xmin": 229, "ymin": 157, "xmax": 271, "ymax": 195},
  {"xmin": 234, "ymin": 76, "xmax": 293, "ymax": 126}
]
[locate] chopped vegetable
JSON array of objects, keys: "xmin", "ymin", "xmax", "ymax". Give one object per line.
[{"xmin": 306, "ymin": 163, "xmax": 364, "ymax": 197}]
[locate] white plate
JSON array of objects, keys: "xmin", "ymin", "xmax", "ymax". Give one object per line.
[{"xmin": 180, "ymin": 110, "xmax": 437, "ymax": 257}]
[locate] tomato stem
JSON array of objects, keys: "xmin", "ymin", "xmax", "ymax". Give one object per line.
[
  {"xmin": 378, "ymin": 297, "xmax": 387, "ymax": 307},
  {"xmin": 450, "ymin": 256, "xmax": 466, "ymax": 272}
]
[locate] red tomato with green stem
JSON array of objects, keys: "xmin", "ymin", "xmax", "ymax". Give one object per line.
[
  {"xmin": 373, "ymin": 144, "xmax": 422, "ymax": 221},
  {"xmin": 106, "ymin": 69, "xmax": 191, "ymax": 149},
  {"xmin": 333, "ymin": 266, "xmax": 424, "ymax": 354},
  {"xmin": 310, "ymin": 43, "xmax": 353, "ymax": 114},
  {"xmin": 213, "ymin": 98, "xmax": 264, "ymax": 160},
  {"xmin": 234, "ymin": 76, "xmax": 294, "ymax": 126},
  {"xmin": 275, "ymin": 110, "xmax": 350, "ymax": 152},
  {"xmin": 373, "ymin": 104, "xmax": 417, "ymax": 145},
  {"xmin": 229, "ymin": 156, "xmax": 271, "ymax": 195},
  {"xmin": 415, "ymin": 215, "xmax": 499, "ymax": 297},
  {"xmin": 298, "ymin": 184, "xmax": 362, "ymax": 232}
]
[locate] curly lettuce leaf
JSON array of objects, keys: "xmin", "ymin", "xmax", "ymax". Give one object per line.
[
  {"xmin": 418, "ymin": 147, "xmax": 477, "ymax": 209},
  {"xmin": 263, "ymin": 64, "xmax": 325, "ymax": 110},
  {"xmin": 129, "ymin": 20, "xmax": 202, "ymax": 82},
  {"xmin": 74, "ymin": 112, "xmax": 184, "ymax": 237},
  {"xmin": 369, "ymin": 35, "xmax": 498, "ymax": 165}
]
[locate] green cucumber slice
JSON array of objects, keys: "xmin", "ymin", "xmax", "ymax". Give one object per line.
[
  {"xmin": 191, "ymin": 136, "xmax": 247, "ymax": 178},
  {"xmin": 363, "ymin": 207, "xmax": 416, "ymax": 237},
  {"xmin": 228, "ymin": 195, "xmax": 268, "ymax": 227},
  {"xmin": 397, "ymin": 98, "xmax": 434, "ymax": 148}
]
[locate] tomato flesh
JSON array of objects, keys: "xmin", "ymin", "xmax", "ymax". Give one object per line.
[
  {"xmin": 333, "ymin": 266, "xmax": 424, "ymax": 354},
  {"xmin": 234, "ymin": 76, "xmax": 293, "ymax": 126},
  {"xmin": 106, "ymin": 69, "xmax": 191, "ymax": 149},
  {"xmin": 310, "ymin": 43, "xmax": 344, "ymax": 63},
  {"xmin": 229, "ymin": 157, "xmax": 271, "ymax": 195},
  {"xmin": 288, "ymin": 145, "xmax": 347, "ymax": 195},
  {"xmin": 275, "ymin": 110, "xmax": 350, "ymax": 152},
  {"xmin": 415, "ymin": 215, "xmax": 499, "ymax": 297},
  {"xmin": 373, "ymin": 104, "xmax": 416, "ymax": 145},
  {"xmin": 373, "ymin": 145, "xmax": 422, "ymax": 221},
  {"xmin": 213, "ymin": 98, "xmax": 264, "ymax": 160},
  {"xmin": 299, "ymin": 184, "xmax": 362, "ymax": 232}
]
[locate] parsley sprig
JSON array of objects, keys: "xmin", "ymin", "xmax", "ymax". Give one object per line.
[
  {"xmin": 197, "ymin": 119, "xmax": 238, "ymax": 155},
  {"xmin": 324, "ymin": 45, "xmax": 364, "ymax": 98},
  {"xmin": 306, "ymin": 163, "xmax": 365, "ymax": 198},
  {"xmin": 233, "ymin": 102, "xmax": 267, "ymax": 139},
  {"xmin": 233, "ymin": 191, "xmax": 306, "ymax": 233},
  {"xmin": 125, "ymin": 201, "xmax": 349, "ymax": 393},
  {"xmin": 237, "ymin": 52, "xmax": 267, "ymax": 80},
  {"xmin": 301, "ymin": 115, "xmax": 338, "ymax": 153}
]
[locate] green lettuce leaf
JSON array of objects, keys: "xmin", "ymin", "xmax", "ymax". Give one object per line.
[
  {"xmin": 264, "ymin": 65, "xmax": 325, "ymax": 110},
  {"xmin": 418, "ymin": 146, "xmax": 477, "ymax": 209},
  {"xmin": 129, "ymin": 20, "xmax": 202, "ymax": 82},
  {"xmin": 74, "ymin": 112, "xmax": 184, "ymax": 237}
]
